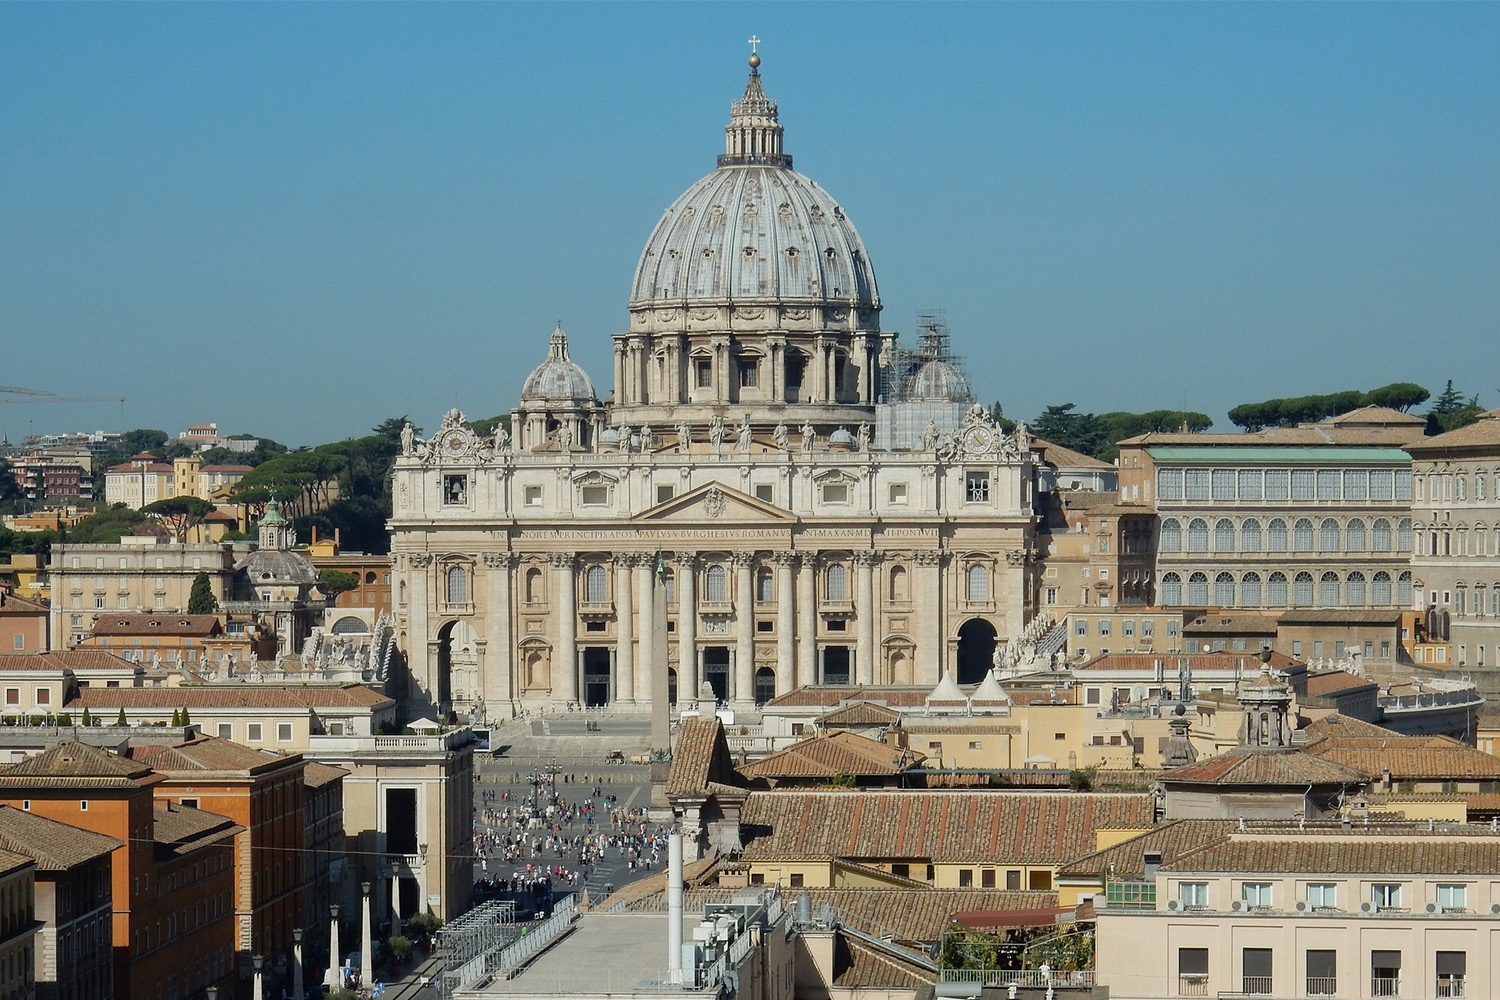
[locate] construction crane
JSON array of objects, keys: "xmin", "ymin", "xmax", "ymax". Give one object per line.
[
  {"xmin": 0, "ymin": 385, "xmax": 55, "ymax": 396},
  {"xmin": 0, "ymin": 385, "xmax": 125, "ymax": 406}
]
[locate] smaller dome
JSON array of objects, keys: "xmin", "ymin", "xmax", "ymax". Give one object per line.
[
  {"xmin": 521, "ymin": 324, "xmax": 596, "ymax": 402},
  {"xmin": 233, "ymin": 550, "xmax": 319, "ymax": 588},
  {"xmin": 908, "ymin": 359, "xmax": 973, "ymax": 403},
  {"xmin": 829, "ymin": 427, "xmax": 856, "ymax": 446}
]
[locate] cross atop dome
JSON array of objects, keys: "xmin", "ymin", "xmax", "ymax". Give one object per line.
[{"xmin": 720, "ymin": 43, "xmax": 791, "ymax": 168}]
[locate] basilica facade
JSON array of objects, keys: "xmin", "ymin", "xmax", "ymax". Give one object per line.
[{"xmin": 388, "ymin": 54, "xmax": 1039, "ymax": 719}]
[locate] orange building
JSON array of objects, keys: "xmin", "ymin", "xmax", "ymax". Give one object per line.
[
  {"xmin": 305, "ymin": 530, "xmax": 391, "ymax": 615},
  {"xmin": 0, "ymin": 741, "xmax": 238, "ymax": 1000},
  {"xmin": 127, "ymin": 736, "xmax": 308, "ymax": 977},
  {"xmin": 0, "ymin": 591, "xmax": 49, "ymax": 655}
]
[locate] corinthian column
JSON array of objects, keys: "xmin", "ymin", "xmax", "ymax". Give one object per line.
[
  {"xmin": 733, "ymin": 552, "xmax": 755, "ymax": 705},
  {"xmin": 774, "ymin": 552, "xmax": 797, "ymax": 697},
  {"xmin": 615, "ymin": 555, "xmax": 636, "ymax": 704},
  {"xmin": 481, "ymin": 552, "xmax": 517, "ymax": 712},
  {"xmin": 677, "ymin": 555, "xmax": 698, "ymax": 700},
  {"xmin": 854, "ymin": 551, "xmax": 878, "ymax": 686},
  {"xmin": 550, "ymin": 553, "xmax": 578, "ymax": 704},
  {"xmin": 797, "ymin": 552, "xmax": 817, "ymax": 688},
  {"xmin": 915, "ymin": 549, "xmax": 944, "ymax": 684}
]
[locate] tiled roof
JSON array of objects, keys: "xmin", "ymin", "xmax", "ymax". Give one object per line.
[
  {"xmin": 304, "ymin": 761, "xmax": 349, "ymax": 788},
  {"xmin": 153, "ymin": 800, "xmax": 241, "ymax": 856},
  {"xmin": 1406, "ymin": 414, "xmax": 1500, "ymax": 452},
  {"xmin": 0, "ymin": 740, "xmax": 157, "ymax": 787},
  {"xmin": 1184, "ymin": 613, "xmax": 1279, "ymax": 635},
  {"xmin": 1055, "ymin": 819, "xmax": 1236, "ymax": 877},
  {"xmin": 765, "ymin": 688, "xmax": 935, "ymax": 709},
  {"xmin": 0, "ymin": 649, "xmax": 136, "ymax": 673},
  {"xmin": 738, "ymin": 731, "xmax": 920, "ymax": 780},
  {"xmin": 0, "ymin": 595, "xmax": 47, "ymax": 615},
  {"xmin": 0, "ymin": 848, "xmax": 32, "ymax": 877},
  {"xmin": 1168, "ymin": 831, "xmax": 1500, "ymax": 876},
  {"xmin": 1302, "ymin": 715, "xmax": 1406, "ymax": 740},
  {"xmin": 1075, "ymin": 651, "xmax": 1299, "ymax": 672},
  {"xmin": 1303, "ymin": 671, "xmax": 1377, "ymax": 697},
  {"xmin": 68, "ymin": 683, "xmax": 392, "ymax": 710},
  {"xmin": 1327, "ymin": 406, "xmax": 1426, "ymax": 426},
  {"xmin": 90, "ymin": 614, "xmax": 222, "ymax": 637},
  {"xmin": 818, "ymin": 702, "xmax": 902, "ymax": 728},
  {"xmin": 1306, "ymin": 740, "xmax": 1500, "ymax": 781},
  {"xmin": 666, "ymin": 718, "xmax": 742, "ymax": 795},
  {"xmin": 1034, "ymin": 438, "xmax": 1113, "ymax": 471},
  {"xmin": 128, "ymin": 735, "xmax": 296, "ymax": 775},
  {"xmin": 738, "ymin": 790, "xmax": 1153, "ymax": 864},
  {"xmin": 0, "ymin": 805, "xmax": 120, "ymax": 869},
  {"xmin": 834, "ymin": 936, "xmax": 935, "ymax": 989},
  {"xmin": 1163, "ymin": 747, "xmax": 1367, "ymax": 787},
  {"xmin": 1278, "ymin": 609, "xmax": 1404, "ymax": 625},
  {"xmin": 108, "ymin": 461, "xmax": 172, "ymax": 473}
]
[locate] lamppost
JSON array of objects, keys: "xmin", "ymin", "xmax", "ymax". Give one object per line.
[
  {"xmin": 292, "ymin": 927, "xmax": 304, "ymax": 1000},
  {"xmin": 252, "ymin": 954, "xmax": 264, "ymax": 1000},
  {"xmin": 326, "ymin": 903, "xmax": 342, "ymax": 991},
  {"xmin": 361, "ymin": 882, "xmax": 374, "ymax": 989}
]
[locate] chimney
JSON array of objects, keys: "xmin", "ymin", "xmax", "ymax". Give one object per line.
[{"xmin": 1143, "ymin": 850, "xmax": 1161, "ymax": 881}]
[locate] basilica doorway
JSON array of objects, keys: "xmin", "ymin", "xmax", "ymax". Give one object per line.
[
  {"xmin": 582, "ymin": 648, "xmax": 612, "ymax": 707},
  {"xmin": 435, "ymin": 620, "xmax": 456, "ymax": 710},
  {"xmin": 820, "ymin": 646, "xmax": 851, "ymax": 685},
  {"xmin": 754, "ymin": 667, "xmax": 776, "ymax": 705},
  {"xmin": 702, "ymin": 647, "xmax": 730, "ymax": 703},
  {"xmin": 956, "ymin": 618, "xmax": 997, "ymax": 685}
]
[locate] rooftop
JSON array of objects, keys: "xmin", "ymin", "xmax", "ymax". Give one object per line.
[{"xmin": 0, "ymin": 804, "xmax": 121, "ymax": 870}]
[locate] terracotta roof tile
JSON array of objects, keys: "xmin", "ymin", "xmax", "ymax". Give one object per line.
[
  {"xmin": 765, "ymin": 688, "xmax": 935, "ymax": 709},
  {"xmin": 1304, "ymin": 671, "xmax": 1377, "ymax": 697},
  {"xmin": 0, "ymin": 740, "xmax": 156, "ymax": 786},
  {"xmin": 153, "ymin": 800, "xmax": 241, "ymax": 856},
  {"xmin": 304, "ymin": 761, "xmax": 349, "ymax": 788},
  {"xmin": 0, "ymin": 650, "xmax": 138, "ymax": 673},
  {"xmin": 1169, "ymin": 829, "xmax": 1500, "ymax": 875},
  {"xmin": 128, "ymin": 735, "xmax": 297, "ymax": 774},
  {"xmin": 819, "ymin": 702, "xmax": 902, "ymax": 728},
  {"xmin": 1163, "ymin": 747, "xmax": 1367, "ymax": 787},
  {"xmin": 1406, "ymin": 414, "xmax": 1500, "ymax": 452},
  {"xmin": 738, "ymin": 731, "xmax": 922, "ymax": 780},
  {"xmin": 738, "ymin": 790, "xmax": 1153, "ymax": 865},
  {"xmin": 667, "ymin": 718, "xmax": 742, "ymax": 795},
  {"xmin": 1076, "ymin": 651, "xmax": 1299, "ymax": 673},
  {"xmin": 1055, "ymin": 819, "xmax": 1236, "ymax": 877},
  {"xmin": 89, "ymin": 614, "xmax": 222, "ymax": 637},
  {"xmin": 0, "ymin": 805, "xmax": 120, "ymax": 869}
]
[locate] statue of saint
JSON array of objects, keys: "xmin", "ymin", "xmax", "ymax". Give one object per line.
[
  {"xmin": 639, "ymin": 424, "xmax": 654, "ymax": 451},
  {"xmin": 800, "ymin": 421, "xmax": 815, "ymax": 452},
  {"xmin": 400, "ymin": 421, "xmax": 415, "ymax": 456},
  {"xmin": 856, "ymin": 422, "xmax": 871, "ymax": 452},
  {"xmin": 677, "ymin": 421, "xmax": 691, "ymax": 452},
  {"xmin": 737, "ymin": 414, "xmax": 752, "ymax": 453},
  {"xmin": 922, "ymin": 419, "xmax": 940, "ymax": 453},
  {"xmin": 709, "ymin": 415, "xmax": 725, "ymax": 449},
  {"xmin": 773, "ymin": 422, "xmax": 789, "ymax": 452},
  {"xmin": 493, "ymin": 422, "xmax": 510, "ymax": 452}
]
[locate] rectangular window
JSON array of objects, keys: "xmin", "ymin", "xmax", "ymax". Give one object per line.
[
  {"xmin": 788, "ymin": 872, "xmax": 804, "ymax": 888},
  {"xmin": 1371, "ymin": 951, "xmax": 1401, "ymax": 998},
  {"xmin": 656, "ymin": 485, "xmax": 675, "ymax": 504},
  {"xmin": 965, "ymin": 471, "xmax": 991, "ymax": 502},
  {"xmin": 1242, "ymin": 882, "xmax": 1272, "ymax": 908},
  {"xmin": 35, "ymin": 688, "xmax": 50, "ymax": 706},
  {"xmin": 1316, "ymin": 469, "xmax": 1341, "ymax": 499},
  {"xmin": 1436, "ymin": 883, "xmax": 1468, "ymax": 910},
  {"xmin": 888, "ymin": 482, "xmax": 908, "ymax": 505},
  {"xmin": 1307, "ymin": 882, "xmax": 1336, "ymax": 908},
  {"xmin": 1343, "ymin": 469, "xmax": 1368, "ymax": 500},
  {"xmin": 1436, "ymin": 952, "xmax": 1466, "ymax": 998},
  {"xmin": 1178, "ymin": 882, "xmax": 1209, "ymax": 907},
  {"xmin": 1184, "ymin": 469, "xmax": 1210, "ymax": 500},
  {"xmin": 822, "ymin": 482, "xmax": 849, "ymax": 504},
  {"xmin": 1142, "ymin": 620, "xmax": 1154, "ymax": 638},
  {"xmin": 3, "ymin": 689, "xmax": 16, "ymax": 706},
  {"xmin": 1076, "ymin": 619, "xmax": 1087, "ymax": 636},
  {"xmin": 10, "ymin": 635, "xmax": 21, "ymax": 650},
  {"xmin": 1371, "ymin": 883, "xmax": 1402, "ymax": 908},
  {"xmin": 524, "ymin": 485, "xmax": 543, "ymax": 507},
  {"xmin": 1394, "ymin": 470, "xmax": 1412, "ymax": 500},
  {"xmin": 1179, "ymin": 947, "xmax": 1209, "ymax": 994},
  {"xmin": 1242, "ymin": 947, "xmax": 1273, "ymax": 995},
  {"xmin": 1212, "ymin": 468, "xmax": 1236, "ymax": 500},
  {"xmin": 738, "ymin": 360, "xmax": 758, "ymax": 388},
  {"xmin": 1370, "ymin": 469, "xmax": 1395, "ymax": 500},
  {"xmin": 755, "ymin": 484, "xmax": 774, "ymax": 503},
  {"xmin": 217, "ymin": 724, "xmax": 232, "ymax": 739},
  {"xmin": 981, "ymin": 868, "xmax": 996, "ymax": 888},
  {"xmin": 277, "ymin": 723, "xmax": 293, "ymax": 742},
  {"xmin": 1306, "ymin": 950, "xmax": 1337, "ymax": 997},
  {"xmin": 247, "ymin": 723, "xmax": 263, "ymax": 742},
  {"xmin": 1157, "ymin": 468, "xmax": 1184, "ymax": 500},
  {"xmin": 1237, "ymin": 469, "xmax": 1263, "ymax": 500},
  {"xmin": 695, "ymin": 358, "xmax": 713, "ymax": 388},
  {"xmin": 958, "ymin": 869, "xmax": 974, "ymax": 887},
  {"xmin": 1098, "ymin": 620, "xmax": 1111, "ymax": 636},
  {"xmin": 1265, "ymin": 469, "xmax": 1290, "ymax": 500},
  {"xmin": 443, "ymin": 475, "xmax": 468, "ymax": 505},
  {"xmin": 1291, "ymin": 469, "xmax": 1316, "ymax": 499},
  {"xmin": 1122, "ymin": 620, "xmax": 1135, "ymax": 636},
  {"xmin": 579, "ymin": 485, "xmax": 609, "ymax": 506}
]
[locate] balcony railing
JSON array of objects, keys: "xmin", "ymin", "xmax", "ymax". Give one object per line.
[
  {"xmin": 1177, "ymin": 973, "xmax": 1209, "ymax": 995},
  {"xmin": 1240, "ymin": 975, "xmax": 1272, "ymax": 995},
  {"xmin": 1305, "ymin": 976, "xmax": 1337, "ymax": 995},
  {"xmin": 1370, "ymin": 975, "xmax": 1401, "ymax": 996},
  {"xmin": 1436, "ymin": 977, "xmax": 1467, "ymax": 998}
]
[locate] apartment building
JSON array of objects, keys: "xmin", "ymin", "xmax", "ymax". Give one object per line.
[{"xmin": 47, "ymin": 537, "xmax": 236, "ymax": 646}]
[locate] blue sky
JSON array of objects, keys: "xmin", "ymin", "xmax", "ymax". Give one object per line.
[{"xmin": 2, "ymin": 2, "xmax": 1496, "ymax": 447}]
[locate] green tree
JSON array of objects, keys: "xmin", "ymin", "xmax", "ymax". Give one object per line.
[
  {"xmin": 187, "ymin": 571, "xmax": 219, "ymax": 614},
  {"xmin": 81, "ymin": 708, "xmax": 93, "ymax": 727},
  {"xmin": 1427, "ymin": 380, "xmax": 1484, "ymax": 434},
  {"xmin": 0, "ymin": 463, "xmax": 21, "ymax": 514},
  {"xmin": 170, "ymin": 708, "xmax": 182, "ymax": 727},
  {"xmin": 141, "ymin": 496, "xmax": 215, "ymax": 542},
  {"xmin": 180, "ymin": 707, "xmax": 191, "ymax": 726},
  {"xmin": 1032, "ymin": 403, "xmax": 1111, "ymax": 458},
  {"xmin": 1366, "ymin": 381, "xmax": 1430, "ymax": 412},
  {"xmin": 986, "ymin": 402, "xmax": 1017, "ymax": 434},
  {"xmin": 318, "ymin": 569, "xmax": 360, "ymax": 600},
  {"xmin": 115, "ymin": 708, "xmax": 127, "ymax": 726}
]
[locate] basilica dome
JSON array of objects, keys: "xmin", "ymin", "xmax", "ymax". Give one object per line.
[
  {"xmin": 908, "ymin": 358, "xmax": 974, "ymax": 403},
  {"xmin": 521, "ymin": 324, "xmax": 596, "ymax": 402},
  {"xmin": 629, "ymin": 62, "xmax": 879, "ymax": 312}
]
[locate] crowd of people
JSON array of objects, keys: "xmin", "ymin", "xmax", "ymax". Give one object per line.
[{"xmin": 472, "ymin": 769, "xmax": 672, "ymax": 902}]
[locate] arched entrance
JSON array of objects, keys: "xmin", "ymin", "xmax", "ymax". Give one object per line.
[
  {"xmin": 435, "ymin": 620, "xmax": 456, "ymax": 709},
  {"xmin": 754, "ymin": 667, "xmax": 776, "ymax": 706},
  {"xmin": 956, "ymin": 618, "xmax": 997, "ymax": 685}
]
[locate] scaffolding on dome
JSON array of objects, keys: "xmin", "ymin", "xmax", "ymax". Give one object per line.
[{"xmin": 880, "ymin": 310, "xmax": 973, "ymax": 403}]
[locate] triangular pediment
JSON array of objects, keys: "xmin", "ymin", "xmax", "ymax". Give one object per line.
[{"xmin": 640, "ymin": 480, "xmax": 794, "ymax": 523}]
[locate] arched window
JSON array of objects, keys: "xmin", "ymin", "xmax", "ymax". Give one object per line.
[
  {"xmin": 1398, "ymin": 571, "xmax": 1413, "ymax": 606},
  {"xmin": 525, "ymin": 568, "xmax": 543, "ymax": 604},
  {"xmin": 756, "ymin": 568, "xmax": 774, "ymax": 603},
  {"xmin": 1187, "ymin": 518, "xmax": 1209, "ymax": 552},
  {"xmin": 585, "ymin": 564, "xmax": 608, "ymax": 603},
  {"xmin": 1268, "ymin": 572, "xmax": 1289, "ymax": 607},
  {"xmin": 966, "ymin": 563, "xmax": 989, "ymax": 602},
  {"xmin": 1458, "ymin": 475, "xmax": 1468, "ymax": 500},
  {"xmin": 1479, "ymin": 474, "xmax": 1488, "ymax": 500},
  {"xmin": 1346, "ymin": 518, "xmax": 1366, "ymax": 552},
  {"xmin": 1267, "ymin": 518, "xmax": 1288, "ymax": 552},
  {"xmin": 826, "ymin": 563, "xmax": 848, "ymax": 602},
  {"xmin": 1372, "ymin": 518, "xmax": 1393, "ymax": 551},
  {"xmin": 888, "ymin": 566, "xmax": 908, "ymax": 602},
  {"xmin": 704, "ymin": 563, "xmax": 728, "ymax": 603},
  {"xmin": 1319, "ymin": 572, "xmax": 1340, "ymax": 607},
  {"xmin": 1241, "ymin": 572, "xmax": 1262, "ymax": 607},
  {"xmin": 1455, "ymin": 586, "xmax": 1467, "ymax": 616},
  {"xmin": 1293, "ymin": 519, "xmax": 1314, "ymax": 552},
  {"xmin": 1346, "ymin": 571, "xmax": 1367, "ymax": 606},
  {"xmin": 1159, "ymin": 519, "xmax": 1182, "ymax": 552},
  {"xmin": 1214, "ymin": 572, "xmax": 1235, "ymax": 607},
  {"xmin": 1457, "ymin": 527, "xmax": 1470, "ymax": 556},
  {"xmin": 1372, "ymin": 571, "xmax": 1393, "ymax": 605},
  {"xmin": 1477, "ymin": 525, "xmax": 1489, "ymax": 558},
  {"xmin": 1475, "ymin": 583, "xmax": 1487, "ymax": 617},
  {"xmin": 1241, "ymin": 519, "xmax": 1262, "ymax": 552},
  {"xmin": 364, "ymin": 571, "xmax": 378, "ymax": 585},
  {"xmin": 1214, "ymin": 519, "xmax": 1235, "ymax": 552},
  {"xmin": 1161, "ymin": 573, "xmax": 1183, "ymax": 606},
  {"xmin": 1398, "ymin": 518, "xmax": 1413, "ymax": 551},
  {"xmin": 1187, "ymin": 571, "xmax": 1210, "ymax": 605},
  {"xmin": 1293, "ymin": 572, "xmax": 1315, "ymax": 606},
  {"xmin": 446, "ymin": 565, "xmax": 468, "ymax": 604},
  {"xmin": 1319, "ymin": 518, "xmax": 1341, "ymax": 552}
]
